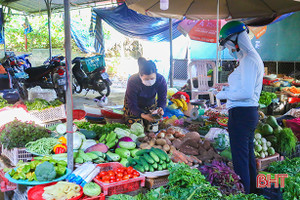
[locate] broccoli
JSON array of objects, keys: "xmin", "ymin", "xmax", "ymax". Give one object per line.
[{"xmin": 35, "ymin": 161, "xmax": 57, "ymax": 182}]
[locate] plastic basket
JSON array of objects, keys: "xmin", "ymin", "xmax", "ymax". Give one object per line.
[
  {"xmin": 256, "ymin": 153, "xmax": 280, "ymax": 171},
  {"xmin": 0, "ymin": 169, "xmax": 17, "ymax": 192},
  {"xmin": 263, "ymin": 85, "xmax": 280, "ymax": 93},
  {"xmin": 145, "ymin": 175, "xmax": 169, "ymax": 189},
  {"xmin": 1, "ymin": 146, "xmax": 33, "ymax": 166},
  {"xmin": 29, "ymin": 104, "xmax": 66, "ymax": 123},
  {"xmin": 81, "ymin": 55, "xmax": 106, "ymax": 73},
  {"xmin": 81, "ymin": 194, "xmax": 105, "ymax": 200},
  {"xmin": 73, "ymin": 109, "xmax": 86, "ymax": 120},
  {"xmin": 43, "ymin": 120, "xmax": 62, "ymax": 129},
  {"xmin": 93, "ymin": 162, "xmax": 145, "ymax": 196}
]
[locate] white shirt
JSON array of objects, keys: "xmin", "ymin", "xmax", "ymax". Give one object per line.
[{"xmin": 216, "ymin": 31, "xmax": 264, "ymax": 109}]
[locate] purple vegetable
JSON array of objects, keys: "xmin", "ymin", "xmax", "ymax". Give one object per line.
[
  {"xmin": 85, "ymin": 143, "xmax": 108, "ymax": 153},
  {"xmin": 116, "ymin": 137, "xmax": 134, "ymax": 148}
]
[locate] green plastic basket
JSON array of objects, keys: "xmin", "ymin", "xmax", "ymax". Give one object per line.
[{"xmin": 81, "ymin": 55, "xmax": 106, "ymax": 73}]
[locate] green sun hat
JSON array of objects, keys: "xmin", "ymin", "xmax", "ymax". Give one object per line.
[{"xmin": 219, "ymin": 21, "xmax": 248, "ymax": 49}]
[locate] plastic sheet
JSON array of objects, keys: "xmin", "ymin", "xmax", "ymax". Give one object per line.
[{"xmin": 28, "ymin": 86, "xmax": 57, "ymax": 102}]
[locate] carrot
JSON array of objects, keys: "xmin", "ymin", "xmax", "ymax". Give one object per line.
[
  {"xmin": 171, "ymin": 155, "xmax": 184, "ymax": 163},
  {"xmin": 173, "ymin": 150, "xmax": 189, "ymax": 164},
  {"xmin": 190, "ymin": 155, "xmax": 203, "ymax": 164}
]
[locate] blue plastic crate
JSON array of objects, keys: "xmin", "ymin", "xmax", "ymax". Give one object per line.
[{"xmin": 81, "ymin": 55, "xmax": 105, "ymax": 73}]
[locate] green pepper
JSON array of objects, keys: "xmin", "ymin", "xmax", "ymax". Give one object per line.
[
  {"xmin": 22, "ymin": 164, "xmax": 31, "ymax": 174},
  {"xmin": 41, "ymin": 156, "xmax": 52, "ymax": 162},
  {"xmin": 32, "ymin": 172, "xmax": 38, "ymax": 181},
  {"xmin": 57, "ymin": 160, "xmax": 67, "ymax": 167},
  {"xmin": 49, "ymin": 159, "xmax": 57, "ymax": 165},
  {"xmin": 12, "ymin": 173, "xmax": 20, "ymax": 180},
  {"xmin": 26, "ymin": 172, "xmax": 35, "ymax": 181},
  {"xmin": 19, "ymin": 172, "xmax": 26, "ymax": 180},
  {"xmin": 8, "ymin": 169, "xmax": 16, "ymax": 177},
  {"xmin": 30, "ymin": 160, "xmax": 40, "ymax": 170},
  {"xmin": 55, "ymin": 165, "xmax": 66, "ymax": 176}
]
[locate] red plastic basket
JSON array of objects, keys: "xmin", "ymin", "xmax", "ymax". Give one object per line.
[
  {"xmin": 73, "ymin": 109, "xmax": 87, "ymax": 120},
  {"xmin": 93, "ymin": 162, "xmax": 145, "ymax": 196},
  {"xmin": 81, "ymin": 194, "xmax": 105, "ymax": 200},
  {"xmin": 0, "ymin": 169, "xmax": 17, "ymax": 192},
  {"xmin": 101, "ymin": 108, "xmax": 124, "ymax": 119},
  {"xmin": 27, "ymin": 182, "xmax": 83, "ymax": 200}
]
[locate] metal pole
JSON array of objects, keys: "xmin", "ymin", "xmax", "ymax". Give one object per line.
[
  {"xmin": 169, "ymin": 18, "xmax": 173, "ymax": 88},
  {"xmin": 214, "ymin": 0, "xmax": 220, "ymax": 86},
  {"xmin": 64, "ymin": 0, "xmax": 74, "ymax": 170},
  {"xmin": 46, "ymin": 0, "xmax": 52, "ymax": 58}
]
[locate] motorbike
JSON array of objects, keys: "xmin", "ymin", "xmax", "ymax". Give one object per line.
[
  {"xmin": 72, "ymin": 57, "xmax": 112, "ymax": 98},
  {"xmin": 3, "ymin": 55, "xmax": 66, "ymax": 103}
]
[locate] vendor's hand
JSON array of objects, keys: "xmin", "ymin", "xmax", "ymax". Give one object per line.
[
  {"xmin": 156, "ymin": 107, "xmax": 164, "ymax": 116},
  {"xmin": 141, "ymin": 113, "xmax": 155, "ymax": 122}
]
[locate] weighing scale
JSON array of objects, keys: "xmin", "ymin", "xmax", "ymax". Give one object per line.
[{"xmin": 190, "ymin": 99, "xmax": 208, "ymax": 120}]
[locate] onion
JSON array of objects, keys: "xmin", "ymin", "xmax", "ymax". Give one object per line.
[{"xmin": 167, "ymin": 127, "xmax": 175, "ymax": 135}]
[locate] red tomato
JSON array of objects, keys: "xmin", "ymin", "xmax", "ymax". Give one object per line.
[
  {"xmin": 128, "ymin": 174, "xmax": 132, "ymax": 178},
  {"xmin": 109, "ymin": 179, "xmax": 115, "ymax": 183},
  {"xmin": 122, "ymin": 175, "xmax": 129, "ymax": 180},
  {"xmin": 127, "ymin": 166, "xmax": 134, "ymax": 174},
  {"xmin": 103, "ymin": 180, "xmax": 110, "ymax": 183},
  {"xmin": 133, "ymin": 175, "xmax": 139, "ymax": 178},
  {"xmin": 116, "ymin": 173, "xmax": 123, "ymax": 178},
  {"xmin": 108, "ymin": 170, "xmax": 115, "ymax": 176},
  {"xmin": 110, "ymin": 175, "xmax": 116, "ymax": 180},
  {"xmin": 124, "ymin": 171, "xmax": 128, "ymax": 175},
  {"xmin": 119, "ymin": 168, "xmax": 125, "ymax": 173},
  {"xmin": 99, "ymin": 171, "xmax": 107, "ymax": 177},
  {"xmin": 116, "ymin": 168, "xmax": 122, "ymax": 173},
  {"xmin": 116, "ymin": 178, "xmax": 121, "ymax": 182},
  {"xmin": 102, "ymin": 175, "xmax": 110, "ymax": 181}
]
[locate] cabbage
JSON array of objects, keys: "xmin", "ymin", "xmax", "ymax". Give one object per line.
[
  {"xmin": 81, "ymin": 139, "xmax": 97, "ymax": 151},
  {"xmin": 73, "ymin": 132, "xmax": 85, "ymax": 150},
  {"xmin": 114, "ymin": 128, "xmax": 131, "ymax": 139},
  {"xmin": 83, "ymin": 182, "xmax": 101, "ymax": 197},
  {"xmin": 130, "ymin": 123, "xmax": 144, "ymax": 136}
]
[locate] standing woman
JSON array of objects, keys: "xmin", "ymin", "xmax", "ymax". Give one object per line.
[
  {"xmin": 124, "ymin": 57, "xmax": 167, "ymax": 126},
  {"xmin": 216, "ymin": 21, "xmax": 264, "ymax": 194}
]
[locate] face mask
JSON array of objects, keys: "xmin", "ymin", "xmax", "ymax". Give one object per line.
[
  {"xmin": 142, "ymin": 79, "xmax": 156, "ymax": 86},
  {"xmin": 225, "ymin": 41, "xmax": 243, "ymax": 60},
  {"xmin": 229, "ymin": 50, "xmax": 238, "ymax": 59}
]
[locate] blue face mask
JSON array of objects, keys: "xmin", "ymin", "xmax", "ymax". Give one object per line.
[{"xmin": 229, "ymin": 50, "xmax": 238, "ymax": 59}]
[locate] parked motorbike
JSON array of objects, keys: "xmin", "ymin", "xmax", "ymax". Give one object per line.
[{"xmin": 72, "ymin": 57, "xmax": 111, "ymax": 98}]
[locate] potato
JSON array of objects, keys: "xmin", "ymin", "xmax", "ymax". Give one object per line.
[
  {"xmin": 156, "ymin": 131, "xmax": 165, "ymax": 138},
  {"xmin": 166, "ymin": 134, "xmax": 175, "ymax": 141},
  {"xmin": 153, "ymin": 145, "xmax": 163, "ymax": 149},
  {"xmin": 172, "ymin": 139, "xmax": 182, "ymax": 149},
  {"xmin": 165, "ymin": 138, "xmax": 172, "ymax": 146},
  {"xmin": 174, "ymin": 131, "xmax": 185, "ymax": 138},
  {"xmin": 169, "ymin": 145, "xmax": 176, "ymax": 154},
  {"xmin": 166, "ymin": 127, "xmax": 175, "ymax": 135},
  {"xmin": 203, "ymin": 140, "xmax": 211, "ymax": 151},
  {"xmin": 156, "ymin": 139, "xmax": 167, "ymax": 145},
  {"xmin": 163, "ymin": 144, "xmax": 170, "ymax": 152},
  {"xmin": 148, "ymin": 132, "xmax": 156, "ymax": 139},
  {"xmin": 149, "ymin": 139, "xmax": 156, "ymax": 147},
  {"xmin": 140, "ymin": 143, "xmax": 151, "ymax": 149},
  {"xmin": 185, "ymin": 132, "xmax": 201, "ymax": 142}
]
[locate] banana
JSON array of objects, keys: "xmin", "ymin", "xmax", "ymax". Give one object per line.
[
  {"xmin": 171, "ymin": 99, "xmax": 178, "ymax": 107},
  {"xmin": 174, "ymin": 99, "xmax": 183, "ymax": 108},
  {"xmin": 181, "ymin": 99, "xmax": 188, "ymax": 111}
]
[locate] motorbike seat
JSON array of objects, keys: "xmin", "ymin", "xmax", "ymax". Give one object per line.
[{"xmin": 25, "ymin": 65, "xmax": 51, "ymax": 78}]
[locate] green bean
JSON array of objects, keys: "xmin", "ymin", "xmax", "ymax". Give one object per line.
[{"xmin": 25, "ymin": 138, "xmax": 59, "ymax": 155}]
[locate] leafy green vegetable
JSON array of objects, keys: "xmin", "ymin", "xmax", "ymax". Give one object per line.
[
  {"xmin": 268, "ymin": 157, "xmax": 300, "ymax": 177},
  {"xmin": 259, "ymin": 91, "xmax": 277, "ymax": 107},
  {"xmin": 282, "ymin": 174, "xmax": 300, "ymax": 200},
  {"xmin": 35, "ymin": 161, "xmax": 57, "ymax": 182},
  {"xmin": 0, "ymin": 96, "xmax": 11, "ymax": 109},
  {"xmin": 83, "ymin": 182, "xmax": 101, "ymax": 197},
  {"xmin": 0, "ymin": 119, "xmax": 51, "ymax": 149},
  {"xmin": 130, "ymin": 123, "xmax": 144, "ymax": 136},
  {"xmin": 109, "ymin": 194, "xmax": 136, "ymax": 200},
  {"xmin": 275, "ymin": 128, "xmax": 297, "ymax": 156},
  {"xmin": 25, "ymin": 98, "xmax": 62, "ymax": 111},
  {"xmin": 225, "ymin": 193, "xmax": 266, "ymax": 200}
]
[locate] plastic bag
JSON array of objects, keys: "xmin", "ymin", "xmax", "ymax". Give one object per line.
[
  {"xmin": 205, "ymin": 128, "xmax": 229, "ymax": 142},
  {"xmin": 28, "ymin": 86, "xmax": 57, "ymax": 102}
]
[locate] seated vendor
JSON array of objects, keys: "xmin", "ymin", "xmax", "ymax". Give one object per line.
[{"xmin": 124, "ymin": 57, "xmax": 167, "ymax": 126}]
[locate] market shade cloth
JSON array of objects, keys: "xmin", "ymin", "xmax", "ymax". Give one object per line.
[
  {"xmin": 93, "ymin": 4, "xmax": 182, "ymax": 42},
  {"xmin": 0, "ymin": 0, "xmax": 105, "ymax": 13},
  {"xmin": 125, "ymin": 0, "xmax": 300, "ymax": 20},
  {"xmin": 178, "ymin": 19, "xmax": 226, "ymax": 43}
]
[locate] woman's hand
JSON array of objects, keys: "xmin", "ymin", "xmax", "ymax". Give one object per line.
[
  {"xmin": 156, "ymin": 107, "xmax": 164, "ymax": 116},
  {"xmin": 141, "ymin": 113, "xmax": 155, "ymax": 122}
]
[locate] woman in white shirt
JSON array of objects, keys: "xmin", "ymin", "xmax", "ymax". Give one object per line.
[{"xmin": 216, "ymin": 21, "xmax": 264, "ymax": 194}]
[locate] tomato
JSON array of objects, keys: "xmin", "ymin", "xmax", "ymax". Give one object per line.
[
  {"xmin": 122, "ymin": 175, "xmax": 129, "ymax": 180},
  {"xmin": 116, "ymin": 168, "xmax": 122, "ymax": 173},
  {"xmin": 133, "ymin": 175, "xmax": 139, "ymax": 178},
  {"xmin": 116, "ymin": 178, "xmax": 121, "ymax": 182},
  {"xmin": 135, "ymin": 171, "xmax": 140, "ymax": 176},
  {"xmin": 108, "ymin": 170, "xmax": 115, "ymax": 176},
  {"xmin": 99, "ymin": 171, "xmax": 107, "ymax": 177},
  {"xmin": 124, "ymin": 171, "xmax": 128, "ymax": 175},
  {"xmin": 102, "ymin": 175, "xmax": 110, "ymax": 181},
  {"xmin": 127, "ymin": 166, "xmax": 134, "ymax": 174},
  {"xmin": 110, "ymin": 175, "xmax": 116, "ymax": 180},
  {"xmin": 128, "ymin": 174, "xmax": 132, "ymax": 178},
  {"xmin": 109, "ymin": 179, "xmax": 115, "ymax": 183},
  {"xmin": 103, "ymin": 180, "xmax": 110, "ymax": 183},
  {"xmin": 119, "ymin": 168, "xmax": 125, "ymax": 173},
  {"xmin": 116, "ymin": 173, "xmax": 123, "ymax": 178},
  {"xmin": 133, "ymin": 170, "xmax": 140, "ymax": 176}
]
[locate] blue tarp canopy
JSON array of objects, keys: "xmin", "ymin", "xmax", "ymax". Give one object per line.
[{"xmin": 93, "ymin": 4, "xmax": 182, "ymax": 42}]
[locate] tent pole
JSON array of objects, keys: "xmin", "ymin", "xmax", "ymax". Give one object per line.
[
  {"xmin": 169, "ymin": 18, "xmax": 173, "ymax": 88},
  {"xmin": 214, "ymin": 0, "xmax": 220, "ymax": 86},
  {"xmin": 64, "ymin": 0, "xmax": 74, "ymax": 171},
  {"xmin": 46, "ymin": 0, "xmax": 52, "ymax": 58}
]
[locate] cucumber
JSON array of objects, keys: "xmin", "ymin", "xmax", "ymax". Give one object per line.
[
  {"xmin": 149, "ymin": 165, "xmax": 154, "ymax": 172},
  {"xmin": 119, "ymin": 141, "xmax": 136, "ymax": 150},
  {"xmin": 152, "ymin": 162, "xmax": 158, "ymax": 169},
  {"xmin": 159, "ymin": 160, "xmax": 164, "ymax": 165},
  {"xmin": 134, "ymin": 164, "xmax": 145, "ymax": 173},
  {"xmin": 134, "ymin": 158, "xmax": 143, "ymax": 166},
  {"xmin": 80, "ymin": 129, "xmax": 97, "ymax": 139},
  {"xmin": 135, "ymin": 149, "xmax": 149, "ymax": 156},
  {"xmin": 139, "ymin": 157, "xmax": 150, "ymax": 171},
  {"xmin": 99, "ymin": 133, "xmax": 107, "ymax": 143},
  {"xmin": 152, "ymin": 148, "xmax": 167, "ymax": 161},
  {"xmin": 78, "ymin": 150, "xmax": 92, "ymax": 162},
  {"xmin": 90, "ymin": 151, "xmax": 106, "ymax": 158},
  {"xmin": 143, "ymin": 153, "xmax": 155, "ymax": 164},
  {"xmin": 162, "ymin": 162, "xmax": 167, "ymax": 170},
  {"xmin": 128, "ymin": 157, "xmax": 136, "ymax": 166},
  {"xmin": 106, "ymin": 132, "xmax": 117, "ymax": 143},
  {"xmin": 93, "ymin": 157, "xmax": 105, "ymax": 164},
  {"xmin": 166, "ymin": 156, "xmax": 171, "ymax": 163},
  {"xmin": 120, "ymin": 158, "xmax": 129, "ymax": 167},
  {"xmin": 158, "ymin": 165, "xmax": 163, "ymax": 171},
  {"xmin": 106, "ymin": 140, "xmax": 118, "ymax": 149},
  {"xmin": 75, "ymin": 157, "xmax": 84, "ymax": 164},
  {"xmin": 130, "ymin": 149, "xmax": 139, "ymax": 157},
  {"xmin": 85, "ymin": 152, "xmax": 99, "ymax": 160},
  {"xmin": 149, "ymin": 151, "xmax": 160, "ymax": 163},
  {"xmin": 115, "ymin": 148, "xmax": 131, "ymax": 159},
  {"xmin": 106, "ymin": 151, "xmax": 120, "ymax": 162}
]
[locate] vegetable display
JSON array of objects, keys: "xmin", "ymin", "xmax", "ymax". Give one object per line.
[
  {"xmin": 7, "ymin": 157, "xmax": 67, "ymax": 182},
  {"xmin": 95, "ymin": 166, "xmax": 140, "ymax": 183},
  {"xmin": 74, "ymin": 150, "xmax": 107, "ymax": 164},
  {"xmin": 42, "ymin": 181, "xmax": 81, "ymax": 200},
  {"xmin": 199, "ymin": 160, "xmax": 244, "ymax": 195},
  {"xmin": 254, "ymin": 133, "xmax": 276, "ymax": 159},
  {"xmin": 25, "ymin": 138, "xmax": 59, "ymax": 155},
  {"xmin": 25, "ymin": 98, "xmax": 63, "ymax": 111},
  {"xmin": 259, "ymin": 91, "xmax": 277, "ymax": 107},
  {"xmin": 0, "ymin": 119, "xmax": 51, "ymax": 150},
  {"xmin": 0, "ymin": 96, "xmax": 10, "ymax": 109}
]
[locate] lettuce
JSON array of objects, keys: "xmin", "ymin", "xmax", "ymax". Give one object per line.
[{"xmin": 130, "ymin": 123, "xmax": 144, "ymax": 136}]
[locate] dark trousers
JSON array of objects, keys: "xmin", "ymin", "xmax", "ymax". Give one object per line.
[{"xmin": 228, "ymin": 106, "xmax": 259, "ymax": 194}]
